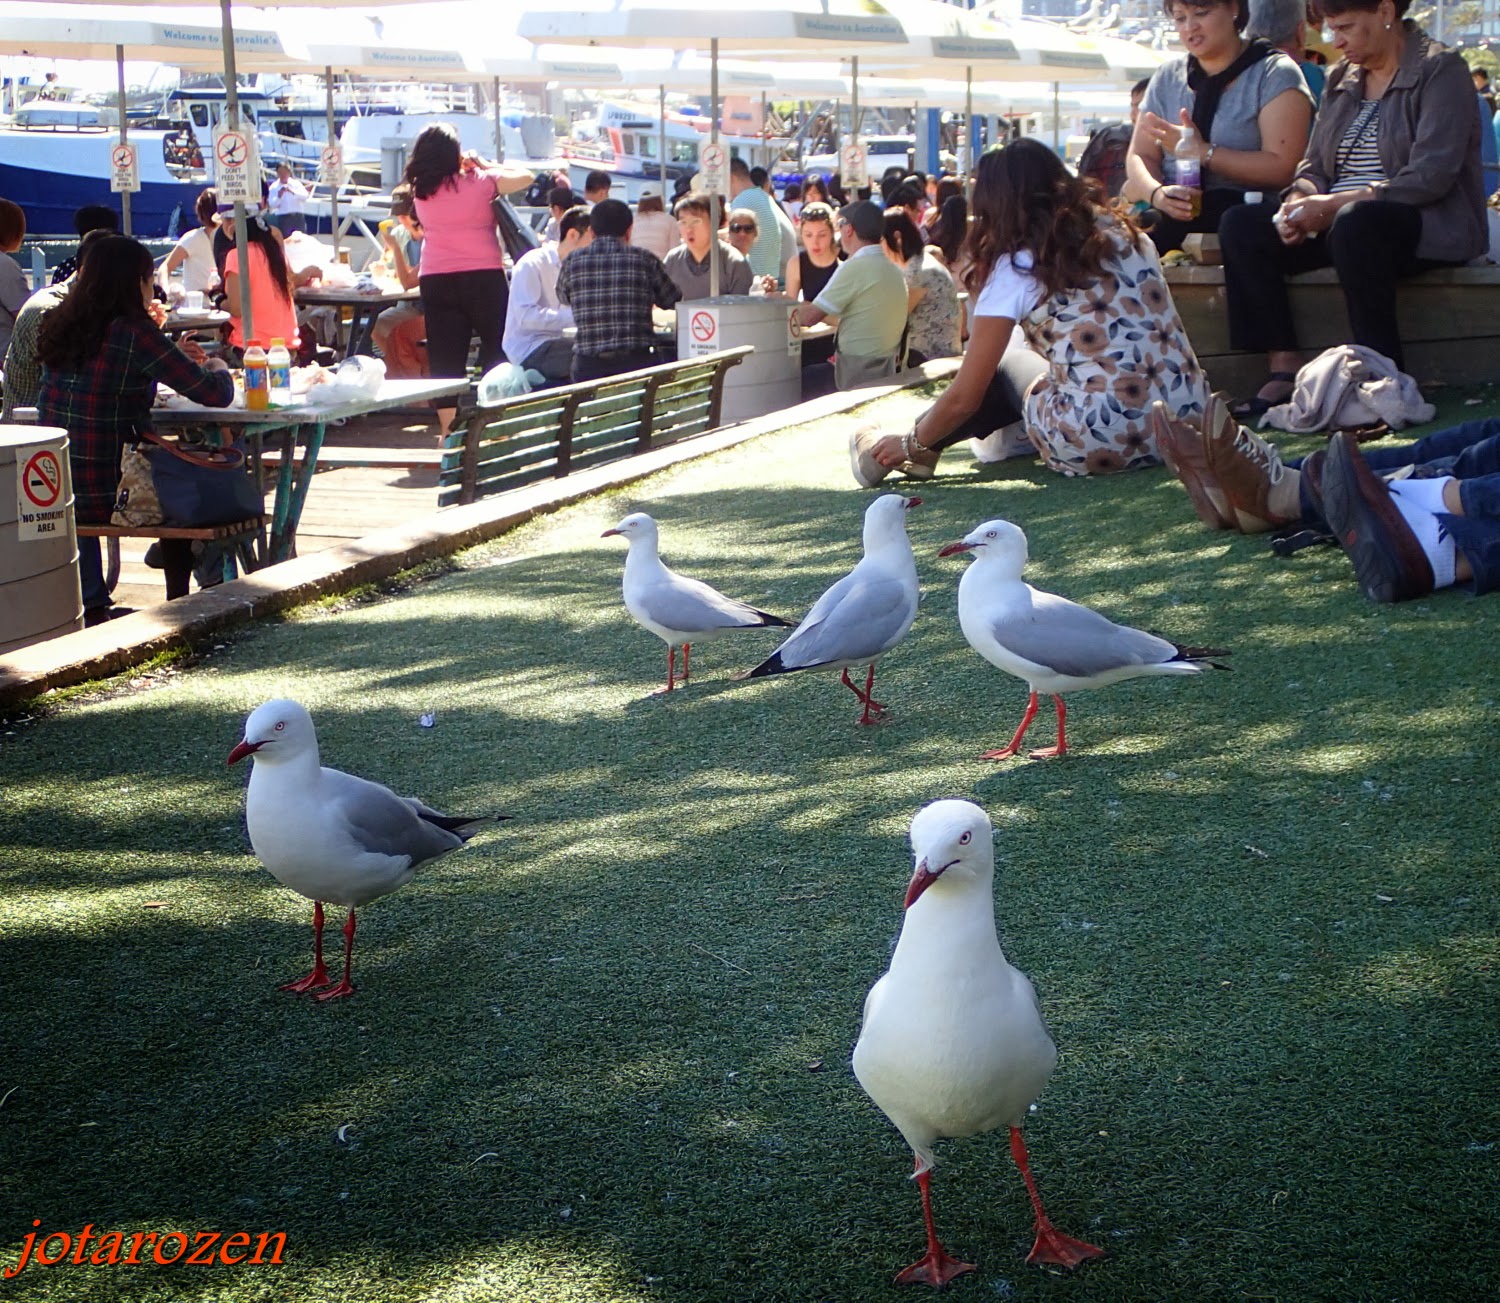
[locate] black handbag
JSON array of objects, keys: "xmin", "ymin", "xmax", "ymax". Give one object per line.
[
  {"xmin": 493, "ymin": 194, "xmax": 542, "ymax": 264},
  {"xmin": 113, "ymin": 430, "xmax": 262, "ymax": 528}
]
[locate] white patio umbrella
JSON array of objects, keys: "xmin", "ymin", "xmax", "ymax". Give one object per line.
[
  {"xmin": 0, "ymin": 3, "xmax": 290, "ymax": 234},
  {"xmin": 518, "ymin": 0, "xmax": 912, "ymax": 295}
]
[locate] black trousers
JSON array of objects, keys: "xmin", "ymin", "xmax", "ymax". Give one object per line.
[
  {"xmin": 571, "ymin": 346, "xmax": 659, "ymax": 384},
  {"xmin": 1219, "ymin": 199, "xmax": 1452, "ymax": 371},
  {"xmin": 1149, "ymin": 185, "xmax": 1245, "ymax": 256},
  {"xmin": 930, "ymin": 348, "xmax": 1050, "ymax": 448},
  {"xmin": 419, "ymin": 268, "xmax": 508, "ymax": 381}
]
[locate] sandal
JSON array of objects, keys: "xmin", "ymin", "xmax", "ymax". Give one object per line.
[{"xmin": 1230, "ymin": 370, "xmax": 1297, "ymax": 419}]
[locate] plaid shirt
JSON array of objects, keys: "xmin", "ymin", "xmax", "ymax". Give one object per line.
[
  {"xmin": 556, "ymin": 235, "xmax": 681, "ymax": 358},
  {"xmin": 1, "ymin": 280, "xmax": 69, "ymax": 423},
  {"xmin": 37, "ymin": 316, "xmax": 235, "ymax": 522}
]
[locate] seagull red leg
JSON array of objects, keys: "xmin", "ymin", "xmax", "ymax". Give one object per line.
[
  {"xmin": 652, "ymin": 646, "xmax": 677, "ymax": 696},
  {"xmin": 1027, "ymin": 695, "xmax": 1069, "ymax": 760},
  {"xmin": 894, "ymin": 1160, "xmax": 976, "ymax": 1288},
  {"xmin": 681, "ymin": 642, "xmax": 691, "ymax": 684},
  {"xmin": 314, "ymin": 908, "xmax": 359, "ymax": 1002},
  {"xmin": 279, "ymin": 899, "xmax": 332, "ymax": 993},
  {"xmin": 1009, "ymin": 1128, "xmax": 1104, "ymax": 1271},
  {"xmin": 857, "ymin": 664, "xmax": 889, "ymax": 724},
  {"xmin": 981, "ymin": 692, "xmax": 1040, "ymax": 760}
]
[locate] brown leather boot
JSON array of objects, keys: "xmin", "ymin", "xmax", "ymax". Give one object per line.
[
  {"xmin": 1150, "ymin": 402, "xmax": 1235, "ymax": 530},
  {"xmin": 1201, "ymin": 393, "xmax": 1297, "ymax": 533}
]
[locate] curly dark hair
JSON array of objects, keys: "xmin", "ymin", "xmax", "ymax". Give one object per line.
[
  {"xmin": 403, "ymin": 123, "xmax": 462, "ymax": 202},
  {"xmin": 962, "ymin": 139, "xmax": 1135, "ymax": 300},
  {"xmin": 38, "ymin": 235, "xmax": 153, "ymax": 371}
]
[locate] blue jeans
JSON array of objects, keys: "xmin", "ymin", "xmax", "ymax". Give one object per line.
[
  {"xmin": 1325, "ymin": 418, "xmax": 1500, "ymax": 595},
  {"xmin": 78, "ymin": 536, "xmax": 110, "ymax": 610}
]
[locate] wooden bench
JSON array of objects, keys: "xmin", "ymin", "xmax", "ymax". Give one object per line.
[
  {"xmin": 77, "ymin": 517, "xmax": 267, "ymax": 595},
  {"xmin": 439, "ymin": 346, "xmax": 751, "ymax": 508},
  {"xmin": 1163, "ymin": 264, "xmax": 1500, "ymax": 395}
]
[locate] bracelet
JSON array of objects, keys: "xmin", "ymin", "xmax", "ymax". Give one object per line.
[
  {"xmin": 1204, "ymin": 143, "xmax": 1218, "ymax": 170},
  {"xmin": 903, "ymin": 425, "xmax": 923, "ymax": 459},
  {"xmin": 1150, "ymin": 184, "xmax": 1165, "ymax": 207}
]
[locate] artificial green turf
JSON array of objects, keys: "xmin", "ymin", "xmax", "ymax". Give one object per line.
[{"xmin": 2, "ymin": 388, "xmax": 1499, "ymax": 1302}]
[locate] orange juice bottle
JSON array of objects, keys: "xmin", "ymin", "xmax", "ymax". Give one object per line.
[{"xmin": 243, "ymin": 341, "xmax": 269, "ymax": 411}]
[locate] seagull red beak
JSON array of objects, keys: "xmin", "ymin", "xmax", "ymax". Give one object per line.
[
  {"xmin": 903, "ymin": 496, "xmax": 922, "ymax": 510},
  {"xmin": 937, "ymin": 541, "xmax": 974, "ymax": 557},
  {"xmin": 227, "ymin": 739, "xmax": 262, "ymax": 766},
  {"xmin": 904, "ymin": 858, "xmax": 944, "ymax": 909},
  {"xmin": 600, "ymin": 528, "xmax": 621, "ymax": 537}
]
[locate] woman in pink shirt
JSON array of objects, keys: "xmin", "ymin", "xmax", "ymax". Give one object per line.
[
  {"xmin": 405, "ymin": 124, "xmax": 532, "ymax": 434},
  {"xmin": 220, "ymin": 207, "xmax": 305, "ymax": 353}
]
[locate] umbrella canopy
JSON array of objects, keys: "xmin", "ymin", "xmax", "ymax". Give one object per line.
[{"xmin": 0, "ymin": 4, "xmax": 289, "ymax": 65}]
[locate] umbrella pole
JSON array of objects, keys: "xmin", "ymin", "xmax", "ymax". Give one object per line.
[
  {"xmin": 659, "ymin": 84, "xmax": 667, "ymax": 198},
  {"xmin": 326, "ymin": 68, "xmax": 340, "ymax": 264},
  {"xmin": 116, "ymin": 46, "xmax": 131, "ymax": 236},
  {"xmin": 220, "ymin": 0, "xmax": 253, "ymax": 344},
  {"xmin": 1052, "ymin": 81, "xmax": 1060, "ymax": 153},
  {"xmin": 850, "ymin": 56, "xmax": 859, "ymax": 194},
  {"xmin": 965, "ymin": 66, "xmax": 973, "ymax": 192},
  {"xmin": 709, "ymin": 36, "xmax": 719, "ymax": 300},
  {"xmin": 493, "ymin": 77, "xmax": 502, "ymax": 161}
]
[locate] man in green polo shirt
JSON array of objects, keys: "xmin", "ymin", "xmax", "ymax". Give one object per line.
[{"xmin": 795, "ymin": 200, "xmax": 908, "ymax": 398}]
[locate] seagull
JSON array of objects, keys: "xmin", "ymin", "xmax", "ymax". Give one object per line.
[
  {"xmin": 227, "ymin": 699, "xmax": 501, "ymax": 1001},
  {"xmin": 852, "ymin": 799, "xmax": 1105, "ymax": 1284},
  {"xmin": 939, "ymin": 519, "xmax": 1229, "ymax": 760},
  {"xmin": 602, "ymin": 512, "xmax": 792, "ymax": 693},
  {"xmin": 743, "ymin": 494, "xmax": 921, "ymax": 725}
]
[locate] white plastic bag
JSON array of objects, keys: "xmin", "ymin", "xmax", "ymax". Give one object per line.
[
  {"xmin": 302, "ymin": 356, "xmax": 387, "ymax": 407},
  {"xmin": 478, "ymin": 361, "xmax": 540, "ymax": 407}
]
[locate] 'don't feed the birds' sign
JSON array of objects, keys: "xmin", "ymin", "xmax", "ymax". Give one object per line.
[
  {"xmin": 212, "ymin": 123, "xmax": 260, "ymax": 203},
  {"xmin": 109, "ymin": 142, "xmax": 140, "ymax": 194}
]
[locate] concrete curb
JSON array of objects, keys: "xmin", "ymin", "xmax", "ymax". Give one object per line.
[{"xmin": 0, "ymin": 360, "xmax": 958, "ymax": 708}]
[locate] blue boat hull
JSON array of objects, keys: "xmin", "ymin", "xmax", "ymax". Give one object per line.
[{"xmin": 0, "ymin": 160, "xmax": 202, "ymax": 238}]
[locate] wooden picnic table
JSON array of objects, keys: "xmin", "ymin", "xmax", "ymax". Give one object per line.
[
  {"xmin": 162, "ymin": 308, "xmax": 231, "ymax": 338},
  {"xmin": 295, "ymin": 285, "xmax": 420, "ymax": 362},
  {"xmin": 151, "ymin": 377, "xmax": 465, "ymax": 565}
]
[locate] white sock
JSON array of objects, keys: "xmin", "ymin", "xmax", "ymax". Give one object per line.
[
  {"xmin": 1387, "ymin": 475, "xmax": 1455, "ymax": 516},
  {"xmin": 1388, "ymin": 492, "xmax": 1457, "ymax": 588}
]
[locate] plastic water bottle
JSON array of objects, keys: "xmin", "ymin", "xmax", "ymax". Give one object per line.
[
  {"xmin": 1175, "ymin": 125, "xmax": 1202, "ymax": 218},
  {"xmin": 243, "ymin": 341, "xmax": 269, "ymax": 411},
  {"xmin": 267, "ymin": 337, "xmax": 293, "ymax": 407}
]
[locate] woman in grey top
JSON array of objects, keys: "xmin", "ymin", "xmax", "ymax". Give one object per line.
[
  {"xmin": 1125, "ymin": 0, "xmax": 1313, "ymax": 254},
  {"xmin": 1218, "ymin": 0, "xmax": 1485, "ymax": 411}
]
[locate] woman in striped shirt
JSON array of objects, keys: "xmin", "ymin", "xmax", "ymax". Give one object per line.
[{"xmin": 1218, "ymin": 0, "xmax": 1486, "ymax": 414}]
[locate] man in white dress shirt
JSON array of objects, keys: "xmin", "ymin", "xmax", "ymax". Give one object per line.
[
  {"xmin": 502, "ymin": 206, "xmax": 594, "ymax": 385},
  {"xmin": 267, "ymin": 164, "xmax": 310, "ymax": 236}
]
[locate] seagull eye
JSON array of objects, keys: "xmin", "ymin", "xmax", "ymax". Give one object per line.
[
  {"xmin": 274, "ymin": 721, "xmax": 285, "ymax": 732},
  {"xmin": 986, "ymin": 531, "xmax": 997, "ymax": 539},
  {"xmin": 959, "ymin": 830, "xmax": 972, "ymax": 845}
]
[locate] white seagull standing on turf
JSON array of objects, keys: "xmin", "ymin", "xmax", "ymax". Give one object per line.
[
  {"xmin": 853, "ymin": 799, "xmax": 1105, "ymax": 1285},
  {"xmin": 228, "ymin": 699, "xmax": 502, "ymax": 1001},
  {"xmin": 602, "ymin": 512, "xmax": 792, "ymax": 693},
  {"xmin": 744, "ymin": 493, "xmax": 921, "ymax": 725},
  {"xmin": 939, "ymin": 519, "xmax": 1230, "ymax": 760}
]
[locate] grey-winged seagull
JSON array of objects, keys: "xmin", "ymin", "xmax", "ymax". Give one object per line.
[
  {"xmin": 744, "ymin": 494, "xmax": 921, "ymax": 725},
  {"xmin": 853, "ymin": 799, "xmax": 1106, "ymax": 1283},
  {"xmin": 603, "ymin": 512, "xmax": 792, "ymax": 693},
  {"xmin": 940, "ymin": 519, "xmax": 1229, "ymax": 759},
  {"xmin": 228, "ymin": 699, "xmax": 501, "ymax": 1000}
]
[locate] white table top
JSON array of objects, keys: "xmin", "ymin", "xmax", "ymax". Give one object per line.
[{"xmin": 151, "ymin": 377, "xmax": 468, "ymax": 427}]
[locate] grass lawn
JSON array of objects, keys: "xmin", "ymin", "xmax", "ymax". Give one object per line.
[{"xmin": 2, "ymin": 385, "xmax": 1499, "ymax": 1302}]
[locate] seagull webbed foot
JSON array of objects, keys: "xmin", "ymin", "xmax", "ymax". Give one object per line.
[
  {"xmin": 1025, "ymin": 1222, "xmax": 1105, "ymax": 1271},
  {"xmin": 893, "ymin": 1245, "xmax": 976, "ymax": 1288},
  {"xmin": 313, "ymin": 977, "xmax": 356, "ymax": 1002},
  {"xmin": 278, "ymin": 966, "xmax": 332, "ymax": 994}
]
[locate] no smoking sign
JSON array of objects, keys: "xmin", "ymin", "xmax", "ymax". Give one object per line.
[
  {"xmin": 15, "ymin": 444, "xmax": 69, "ymax": 542},
  {"xmin": 684, "ymin": 306, "xmax": 721, "ymax": 358}
]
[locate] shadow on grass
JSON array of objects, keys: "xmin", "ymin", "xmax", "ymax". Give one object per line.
[{"xmin": 3, "ymin": 439, "xmax": 1499, "ymax": 1301}]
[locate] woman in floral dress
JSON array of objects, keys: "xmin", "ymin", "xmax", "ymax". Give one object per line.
[{"xmin": 854, "ymin": 138, "xmax": 1208, "ymax": 484}]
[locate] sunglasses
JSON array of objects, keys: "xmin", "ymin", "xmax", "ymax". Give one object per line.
[{"xmin": 727, "ymin": 223, "xmax": 756, "ymax": 234}]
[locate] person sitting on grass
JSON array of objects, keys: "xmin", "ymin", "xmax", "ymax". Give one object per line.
[
  {"xmin": 1157, "ymin": 398, "xmax": 1500, "ymax": 601},
  {"xmin": 852, "ymin": 139, "xmax": 1209, "ymax": 486},
  {"xmin": 663, "ymin": 194, "xmax": 752, "ymax": 301},
  {"xmin": 35, "ymin": 235, "xmax": 234, "ymax": 624}
]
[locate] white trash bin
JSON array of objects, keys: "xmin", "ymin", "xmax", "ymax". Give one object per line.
[
  {"xmin": 676, "ymin": 297, "xmax": 802, "ymax": 423},
  {"xmin": 0, "ymin": 425, "xmax": 83, "ymax": 653}
]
